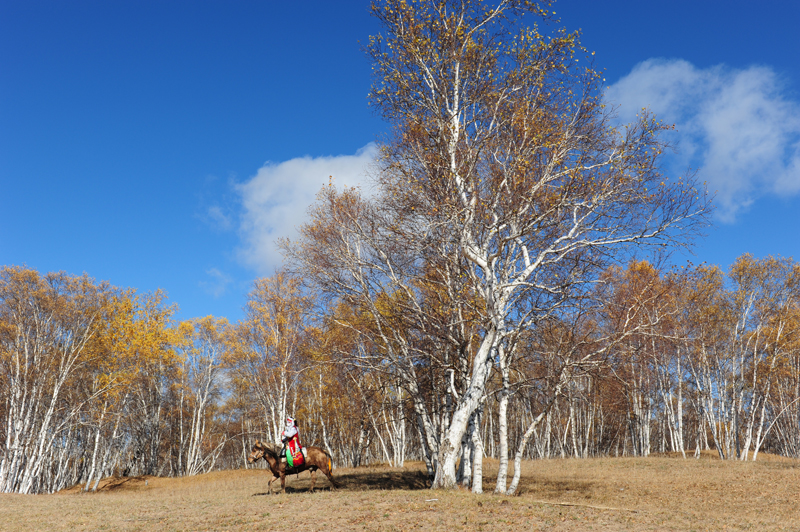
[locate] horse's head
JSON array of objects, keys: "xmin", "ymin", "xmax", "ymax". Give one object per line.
[{"xmin": 247, "ymin": 440, "xmax": 266, "ymax": 464}]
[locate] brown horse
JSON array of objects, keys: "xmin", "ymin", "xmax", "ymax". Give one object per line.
[{"xmin": 247, "ymin": 440, "xmax": 340, "ymax": 494}]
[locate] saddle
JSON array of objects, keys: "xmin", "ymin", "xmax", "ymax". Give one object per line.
[{"xmin": 284, "ymin": 440, "xmax": 307, "ymax": 468}]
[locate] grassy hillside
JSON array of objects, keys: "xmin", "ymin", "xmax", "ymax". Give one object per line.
[{"xmin": 2, "ymin": 453, "xmax": 799, "ymax": 531}]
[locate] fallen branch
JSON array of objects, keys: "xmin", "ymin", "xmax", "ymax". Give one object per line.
[{"xmin": 529, "ymin": 499, "xmax": 638, "ymax": 512}]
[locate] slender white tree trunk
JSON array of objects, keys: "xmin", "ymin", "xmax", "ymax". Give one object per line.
[
  {"xmin": 91, "ymin": 406, "xmax": 124, "ymax": 492},
  {"xmin": 84, "ymin": 401, "xmax": 107, "ymax": 491},
  {"xmin": 507, "ymin": 409, "xmax": 549, "ymax": 495},
  {"xmin": 507, "ymin": 376, "xmax": 566, "ymax": 495},
  {"xmin": 471, "ymin": 407, "xmax": 484, "ymax": 494},
  {"xmin": 494, "ymin": 346, "xmax": 510, "ymax": 493},
  {"xmin": 432, "ymin": 330, "xmax": 498, "ymax": 489}
]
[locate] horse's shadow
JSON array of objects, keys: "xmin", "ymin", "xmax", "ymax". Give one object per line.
[
  {"xmin": 520, "ymin": 478, "xmax": 596, "ymax": 498},
  {"xmin": 322, "ymin": 468, "xmax": 429, "ymax": 491},
  {"xmin": 250, "ymin": 467, "xmax": 430, "ymax": 495},
  {"xmin": 251, "ymin": 485, "xmax": 336, "ymax": 496}
]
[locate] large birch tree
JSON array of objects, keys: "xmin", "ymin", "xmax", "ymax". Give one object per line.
[{"xmin": 366, "ymin": 0, "xmax": 709, "ymax": 488}]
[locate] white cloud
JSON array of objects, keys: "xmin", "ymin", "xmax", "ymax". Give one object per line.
[
  {"xmin": 196, "ymin": 174, "xmax": 238, "ymax": 232},
  {"xmin": 236, "ymin": 143, "xmax": 378, "ymax": 274},
  {"xmin": 200, "ymin": 268, "xmax": 233, "ymax": 298},
  {"xmin": 605, "ymin": 59, "xmax": 800, "ymax": 222},
  {"xmin": 205, "ymin": 205, "xmax": 233, "ymax": 231}
]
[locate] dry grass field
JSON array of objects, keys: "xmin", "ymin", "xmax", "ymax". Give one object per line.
[{"xmin": 2, "ymin": 452, "xmax": 799, "ymax": 531}]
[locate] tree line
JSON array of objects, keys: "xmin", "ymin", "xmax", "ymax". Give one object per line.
[{"xmin": 2, "ymin": 254, "xmax": 798, "ymax": 494}]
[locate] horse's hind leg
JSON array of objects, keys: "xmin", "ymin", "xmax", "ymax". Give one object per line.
[
  {"xmin": 323, "ymin": 466, "xmax": 338, "ymax": 491},
  {"xmin": 310, "ymin": 469, "xmax": 316, "ymax": 493}
]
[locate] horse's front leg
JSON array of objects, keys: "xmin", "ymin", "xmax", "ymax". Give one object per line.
[
  {"xmin": 268, "ymin": 474, "xmax": 278, "ymax": 494},
  {"xmin": 280, "ymin": 472, "xmax": 286, "ymax": 494}
]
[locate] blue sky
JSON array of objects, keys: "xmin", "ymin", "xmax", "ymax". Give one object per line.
[{"xmin": 2, "ymin": 1, "xmax": 799, "ymax": 323}]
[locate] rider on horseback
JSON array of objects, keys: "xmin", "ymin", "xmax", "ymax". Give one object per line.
[{"xmin": 280, "ymin": 417, "xmax": 300, "ymax": 465}]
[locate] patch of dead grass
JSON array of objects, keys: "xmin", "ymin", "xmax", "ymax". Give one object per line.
[{"xmin": 1, "ymin": 454, "xmax": 799, "ymax": 531}]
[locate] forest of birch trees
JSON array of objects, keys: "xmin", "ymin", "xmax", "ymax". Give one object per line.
[
  {"xmin": 3, "ymin": 0, "xmax": 799, "ymax": 495},
  {"xmin": 2, "ymin": 254, "xmax": 799, "ymax": 494}
]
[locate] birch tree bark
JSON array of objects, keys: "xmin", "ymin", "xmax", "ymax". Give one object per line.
[
  {"xmin": 471, "ymin": 406, "xmax": 485, "ymax": 494},
  {"xmin": 494, "ymin": 344, "xmax": 512, "ymax": 493}
]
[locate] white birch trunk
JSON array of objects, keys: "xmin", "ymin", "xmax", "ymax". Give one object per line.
[
  {"xmin": 471, "ymin": 407, "xmax": 484, "ymax": 494},
  {"xmin": 494, "ymin": 347, "xmax": 510, "ymax": 493},
  {"xmin": 432, "ymin": 330, "xmax": 498, "ymax": 489},
  {"xmin": 84, "ymin": 401, "xmax": 107, "ymax": 491}
]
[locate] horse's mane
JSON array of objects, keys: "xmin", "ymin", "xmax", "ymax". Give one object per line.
[{"xmin": 257, "ymin": 441, "xmax": 281, "ymax": 459}]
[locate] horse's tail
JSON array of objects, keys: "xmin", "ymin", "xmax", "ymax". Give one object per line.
[
  {"xmin": 322, "ymin": 448, "xmax": 341, "ymax": 488},
  {"xmin": 323, "ymin": 449, "xmax": 333, "ymax": 473}
]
